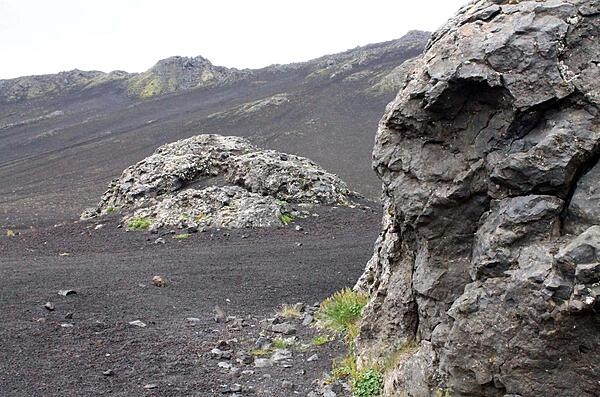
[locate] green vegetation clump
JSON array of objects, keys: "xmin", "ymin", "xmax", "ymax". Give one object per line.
[
  {"xmin": 127, "ymin": 217, "xmax": 152, "ymax": 230},
  {"xmin": 315, "ymin": 288, "xmax": 368, "ymax": 339},
  {"xmin": 173, "ymin": 233, "xmax": 191, "ymax": 240},
  {"xmin": 436, "ymin": 388, "xmax": 452, "ymax": 397},
  {"xmin": 105, "ymin": 206, "xmax": 119, "ymax": 214},
  {"xmin": 317, "ymin": 289, "xmax": 386, "ymax": 396},
  {"xmin": 331, "ymin": 355, "xmax": 383, "ymax": 397},
  {"xmin": 279, "ymin": 213, "xmax": 294, "ymax": 225},
  {"xmin": 351, "ymin": 368, "xmax": 384, "ymax": 397},
  {"xmin": 5, "ymin": 229, "xmax": 16, "ymax": 237},
  {"xmin": 271, "ymin": 337, "xmax": 292, "ymax": 349},
  {"xmin": 311, "ymin": 334, "xmax": 331, "ymax": 346}
]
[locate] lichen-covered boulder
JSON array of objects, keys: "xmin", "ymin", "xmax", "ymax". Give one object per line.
[
  {"xmin": 356, "ymin": 1, "xmax": 600, "ymax": 396},
  {"xmin": 82, "ymin": 134, "xmax": 355, "ymax": 231},
  {"xmin": 128, "ymin": 186, "xmax": 284, "ymax": 231}
]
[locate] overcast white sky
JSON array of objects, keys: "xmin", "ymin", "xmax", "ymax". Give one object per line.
[{"xmin": 0, "ymin": 0, "xmax": 467, "ymax": 79}]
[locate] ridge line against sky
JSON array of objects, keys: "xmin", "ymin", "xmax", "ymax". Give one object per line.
[{"xmin": 0, "ymin": 0, "xmax": 467, "ymax": 79}]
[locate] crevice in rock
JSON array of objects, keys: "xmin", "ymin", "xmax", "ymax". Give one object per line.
[{"xmin": 559, "ymin": 134, "xmax": 600, "ymax": 233}]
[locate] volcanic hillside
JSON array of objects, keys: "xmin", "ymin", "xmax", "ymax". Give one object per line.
[{"xmin": 0, "ymin": 31, "xmax": 428, "ymax": 228}]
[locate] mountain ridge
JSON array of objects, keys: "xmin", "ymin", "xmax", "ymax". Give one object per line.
[{"xmin": 0, "ymin": 30, "xmax": 430, "ymax": 102}]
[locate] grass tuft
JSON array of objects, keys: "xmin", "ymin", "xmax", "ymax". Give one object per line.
[
  {"xmin": 173, "ymin": 233, "xmax": 191, "ymax": 240},
  {"xmin": 5, "ymin": 229, "xmax": 16, "ymax": 237},
  {"xmin": 315, "ymin": 288, "xmax": 368, "ymax": 340},
  {"xmin": 127, "ymin": 217, "xmax": 152, "ymax": 231},
  {"xmin": 276, "ymin": 304, "xmax": 301, "ymax": 319},
  {"xmin": 279, "ymin": 213, "xmax": 294, "ymax": 225},
  {"xmin": 271, "ymin": 337, "xmax": 292, "ymax": 349}
]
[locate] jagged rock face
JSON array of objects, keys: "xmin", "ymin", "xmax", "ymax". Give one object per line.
[
  {"xmin": 356, "ymin": 1, "xmax": 600, "ymax": 396},
  {"xmin": 83, "ymin": 134, "xmax": 353, "ymax": 230}
]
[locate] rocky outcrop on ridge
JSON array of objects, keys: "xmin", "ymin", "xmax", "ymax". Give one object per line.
[
  {"xmin": 355, "ymin": 1, "xmax": 600, "ymax": 396},
  {"xmin": 82, "ymin": 134, "xmax": 354, "ymax": 231},
  {"xmin": 126, "ymin": 56, "xmax": 253, "ymax": 98}
]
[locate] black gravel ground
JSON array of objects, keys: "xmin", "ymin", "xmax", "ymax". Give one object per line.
[{"xmin": 0, "ymin": 203, "xmax": 381, "ymax": 396}]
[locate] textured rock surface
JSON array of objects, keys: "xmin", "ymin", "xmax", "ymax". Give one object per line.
[
  {"xmin": 356, "ymin": 1, "xmax": 600, "ymax": 396},
  {"xmin": 83, "ymin": 134, "xmax": 354, "ymax": 230},
  {"xmin": 126, "ymin": 56, "xmax": 252, "ymax": 98}
]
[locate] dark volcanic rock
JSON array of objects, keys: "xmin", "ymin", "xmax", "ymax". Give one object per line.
[{"xmin": 356, "ymin": 1, "xmax": 600, "ymax": 396}]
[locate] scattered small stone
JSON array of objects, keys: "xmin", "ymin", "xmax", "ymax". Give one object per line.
[
  {"xmin": 58, "ymin": 252, "xmax": 70, "ymax": 257},
  {"xmin": 44, "ymin": 302, "xmax": 55, "ymax": 311},
  {"xmin": 237, "ymin": 353, "xmax": 254, "ymax": 365},
  {"xmin": 218, "ymin": 362, "xmax": 233, "ymax": 370},
  {"xmin": 94, "ymin": 224, "xmax": 104, "ymax": 230},
  {"xmin": 212, "ymin": 348, "xmax": 232, "ymax": 360},
  {"xmin": 60, "ymin": 323, "xmax": 73, "ymax": 328},
  {"xmin": 152, "ymin": 275, "xmax": 165, "ymax": 287},
  {"xmin": 186, "ymin": 317, "xmax": 201, "ymax": 324},
  {"xmin": 102, "ymin": 369, "xmax": 114, "ymax": 377},
  {"xmin": 307, "ymin": 354, "xmax": 319, "ymax": 362},
  {"xmin": 271, "ymin": 349, "xmax": 292, "ymax": 362},
  {"xmin": 143, "ymin": 383, "xmax": 158, "ymax": 390},
  {"xmin": 214, "ymin": 305, "xmax": 226, "ymax": 323},
  {"xmin": 294, "ymin": 225, "xmax": 303, "ymax": 231},
  {"xmin": 58, "ymin": 289, "xmax": 76, "ymax": 296},
  {"xmin": 295, "ymin": 242, "xmax": 303, "ymax": 247},
  {"xmin": 323, "ymin": 386, "xmax": 337, "ymax": 397},
  {"xmin": 230, "ymin": 384, "xmax": 242, "ymax": 393},
  {"xmin": 254, "ymin": 358, "xmax": 273, "ymax": 368},
  {"xmin": 282, "ymin": 380, "xmax": 295, "ymax": 390},
  {"xmin": 254, "ymin": 336, "xmax": 270, "ymax": 349},
  {"xmin": 302, "ymin": 314, "xmax": 314, "ymax": 326},
  {"xmin": 216, "ymin": 339, "xmax": 234, "ymax": 350},
  {"xmin": 129, "ymin": 320, "xmax": 147, "ymax": 328},
  {"xmin": 271, "ymin": 323, "xmax": 297, "ymax": 335}
]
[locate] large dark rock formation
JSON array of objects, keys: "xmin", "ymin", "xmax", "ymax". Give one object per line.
[{"xmin": 356, "ymin": 1, "xmax": 600, "ymax": 396}]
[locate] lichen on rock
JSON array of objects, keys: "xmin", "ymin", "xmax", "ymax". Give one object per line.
[
  {"xmin": 82, "ymin": 134, "xmax": 355, "ymax": 231},
  {"xmin": 355, "ymin": 1, "xmax": 600, "ymax": 396}
]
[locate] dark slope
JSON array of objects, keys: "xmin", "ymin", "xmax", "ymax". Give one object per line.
[
  {"xmin": 0, "ymin": 31, "xmax": 429, "ymax": 228},
  {"xmin": 0, "ymin": 201, "xmax": 381, "ymax": 396}
]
